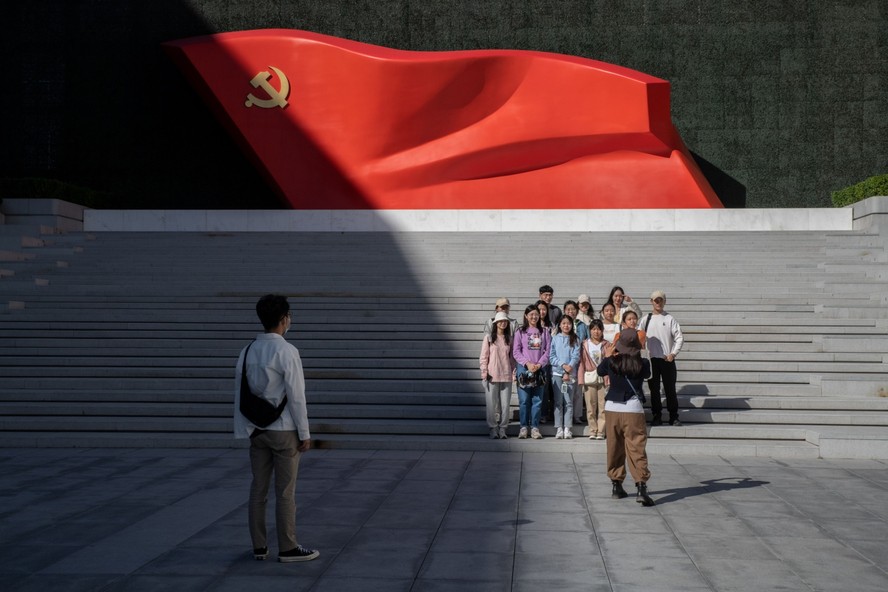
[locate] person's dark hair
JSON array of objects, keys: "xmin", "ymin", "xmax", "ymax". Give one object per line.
[
  {"xmin": 606, "ymin": 286, "xmax": 624, "ymax": 307},
  {"xmin": 520, "ymin": 304, "xmax": 541, "ymax": 332},
  {"xmin": 256, "ymin": 294, "xmax": 289, "ymax": 330},
  {"xmin": 489, "ymin": 319, "xmax": 512, "ymax": 346},
  {"xmin": 589, "ymin": 319, "xmax": 604, "ymax": 332},
  {"xmin": 611, "ymin": 351, "xmax": 643, "ymax": 377},
  {"xmin": 539, "ymin": 284, "xmax": 554, "ymax": 295},
  {"xmin": 579, "ymin": 300, "xmax": 596, "ymax": 318},
  {"xmin": 534, "ymin": 299, "xmax": 551, "ymax": 327},
  {"xmin": 563, "ymin": 299, "xmax": 578, "ymax": 311},
  {"xmin": 555, "ymin": 314, "xmax": 578, "ymax": 346},
  {"xmin": 622, "ymin": 310, "xmax": 639, "ymax": 326}
]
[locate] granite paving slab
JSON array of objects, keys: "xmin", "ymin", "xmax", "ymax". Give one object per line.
[{"xmin": 1, "ymin": 448, "xmax": 887, "ymax": 592}]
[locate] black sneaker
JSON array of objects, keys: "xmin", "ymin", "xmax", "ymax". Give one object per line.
[
  {"xmin": 651, "ymin": 416, "xmax": 663, "ymax": 426},
  {"xmin": 279, "ymin": 544, "xmax": 320, "ymax": 563},
  {"xmin": 669, "ymin": 418, "xmax": 683, "ymax": 426},
  {"xmin": 253, "ymin": 547, "xmax": 268, "ymax": 561}
]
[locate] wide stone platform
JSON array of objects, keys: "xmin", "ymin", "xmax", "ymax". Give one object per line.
[
  {"xmin": 1, "ymin": 199, "xmax": 887, "ymax": 458},
  {"xmin": 2, "ymin": 447, "xmax": 887, "ymax": 592}
]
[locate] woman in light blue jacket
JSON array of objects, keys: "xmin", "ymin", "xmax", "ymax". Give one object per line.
[{"xmin": 549, "ymin": 315, "xmax": 581, "ymax": 439}]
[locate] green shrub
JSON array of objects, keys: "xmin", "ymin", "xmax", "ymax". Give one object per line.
[{"xmin": 832, "ymin": 174, "xmax": 888, "ymax": 207}]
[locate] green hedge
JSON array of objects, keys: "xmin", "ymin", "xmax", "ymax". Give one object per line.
[{"xmin": 832, "ymin": 174, "xmax": 888, "ymax": 208}]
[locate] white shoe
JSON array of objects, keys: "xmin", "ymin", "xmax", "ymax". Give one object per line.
[
  {"xmin": 531, "ymin": 428, "xmax": 543, "ymax": 439},
  {"xmin": 555, "ymin": 428, "xmax": 564, "ymax": 439},
  {"xmin": 589, "ymin": 433, "xmax": 596, "ymax": 440},
  {"xmin": 499, "ymin": 427, "xmax": 509, "ymax": 439},
  {"xmin": 489, "ymin": 428, "xmax": 498, "ymax": 439},
  {"xmin": 518, "ymin": 427, "xmax": 529, "ymax": 439},
  {"xmin": 564, "ymin": 428, "xmax": 573, "ymax": 439},
  {"xmin": 596, "ymin": 434, "xmax": 605, "ymax": 440}
]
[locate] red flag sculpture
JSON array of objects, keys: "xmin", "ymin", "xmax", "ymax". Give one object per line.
[{"xmin": 164, "ymin": 30, "xmax": 722, "ymax": 209}]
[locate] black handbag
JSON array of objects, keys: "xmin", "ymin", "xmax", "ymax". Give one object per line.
[
  {"xmin": 239, "ymin": 341, "xmax": 288, "ymax": 427},
  {"xmin": 517, "ymin": 369, "xmax": 542, "ymax": 389}
]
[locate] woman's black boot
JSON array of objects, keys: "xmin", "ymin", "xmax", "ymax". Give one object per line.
[
  {"xmin": 636, "ymin": 482, "xmax": 655, "ymax": 506},
  {"xmin": 611, "ymin": 481, "xmax": 628, "ymax": 499}
]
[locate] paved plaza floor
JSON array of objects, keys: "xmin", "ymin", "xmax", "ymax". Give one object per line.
[{"xmin": 2, "ymin": 447, "xmax": 887, "ymax": 592}]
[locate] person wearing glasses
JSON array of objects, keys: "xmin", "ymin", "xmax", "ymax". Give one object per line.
[{"xmin": 639, "ymin": 290, "xmax": 684, "ymax": 426}]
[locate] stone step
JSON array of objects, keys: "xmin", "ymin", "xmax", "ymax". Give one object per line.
[
  {"xmin": 0, "ymin": 389, "xmax": 486, "ymax": 406},
  {"xmin": 0, "ymin": 365, "xmax": 825, "ymax": 385},
  {"xmin": 3, "ymin": 389, "xmax": 884, "ymax": 411},
  {"xmin": 1, "ymin": 225, "xmax": 886, "ymax": 455},
  {"xmin": 3, "ymin": 401, "xmax": 885, "ymax": 427},
  {"xmin": 0, "ymin": 402, "xmax": 484, "ymax": 420},
  {"xmin": 0, "ymin": 430, "xmax": 821, "ymax": 457},
  {"xmin": 0, "ymin": 235, "xmax": 47, "ymax": 250},
  {"xmin": 2, "ymin": 294, "xmax": 863, "ymax": 307},
  {"xmin": 677, "ymin": 408, "xmax": 888, "ymax": 426},
  {"xmin": 0, "ymin": 349, "xmax": 884, "ymax": 368},
  {"xmin": 0, "ymin": 376, "xmax": 827, "ymax": 396},
  {"xmin": 0, "ymin": 225, "xmax": 62, "ymax": 237},
  {"xmin": 0, "ymin": 412, "xmax": 827, "ymax": 438},
  {"xmin": 0, "ymin": 250, "xmax": 37, "ymax": 262},
  {"xmin": 3, "ymin": 346, "xmax": 881, "ymax": 362},
  {"xmin": 683, "ymin": 395, "xmax": 888, "ymax": 411}
]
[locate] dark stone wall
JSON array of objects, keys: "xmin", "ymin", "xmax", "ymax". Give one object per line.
[{"xmin": 1, "ymin": 0, "xmax": 885, "ymax": 208}]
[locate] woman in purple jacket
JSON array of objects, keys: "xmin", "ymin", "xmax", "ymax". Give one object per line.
[{"xmin": 512, "ymin": 305, "xmax": 551, "ymax": 439}]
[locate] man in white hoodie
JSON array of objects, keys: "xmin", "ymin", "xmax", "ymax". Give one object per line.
[{"xmin": 640, "ymin": 290, "xmax": 684, "ymax": 426}]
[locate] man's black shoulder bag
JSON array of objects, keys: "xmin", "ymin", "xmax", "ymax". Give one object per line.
[{"xmin": 239, "ymin": 341, "xmax": 288, "ymax": 427}]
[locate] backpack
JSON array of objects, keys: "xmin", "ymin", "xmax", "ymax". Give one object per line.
[{"xmin": 239, "ymin": 341, "xmax": 288, "ymax": 427}]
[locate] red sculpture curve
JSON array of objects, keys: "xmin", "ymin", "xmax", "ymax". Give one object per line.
[{"xmin": 164, "ymin": 30, "xmax": 722, "ymax": 209}]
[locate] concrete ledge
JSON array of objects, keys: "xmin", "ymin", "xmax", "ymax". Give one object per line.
[
  {"xmin": 852, "ymin": 195, "xmax": 888, "ymax": 230},
  {"xmin": 1, "ymin": 199, "xmax": 85, "ymax": 231},
  {"xmin": 813, "ymin": 426, "xmax": 888, "ymax": 459},
  {"xmin": 1, "ymin": 198, "xmax": 85, "ymax": 220},
  {"xmin": 84, "ymin": 207, "xmax": 852, "ymax": 232}
]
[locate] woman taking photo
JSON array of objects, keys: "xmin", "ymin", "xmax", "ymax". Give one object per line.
[
  {"xmin": 512, "ymin": 305, "xmax": 551, "ymax": 439},
  {"xmin": 480, "ymin": 311, "xmax": 515, "ymax": 439},
  {"xmin": 596, "ymin": 328, "xmax": 655, "ymax": 506}
]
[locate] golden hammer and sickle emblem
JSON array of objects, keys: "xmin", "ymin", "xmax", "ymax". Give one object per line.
[{"xmin": 245, "ymin": 66, "xmax": 290, "ymax": 109}]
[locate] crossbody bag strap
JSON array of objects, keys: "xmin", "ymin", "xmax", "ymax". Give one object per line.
[
  {"xmin": 624, "ymin": 376, "xmax": 639, "ymax": 397},
  {"xmin": 643, "ymin": 313, "xmax": 653, "ymax": 332},
  {"xmin": 240, "ymin": 341, "xmax": 255, "ymax": 393}
]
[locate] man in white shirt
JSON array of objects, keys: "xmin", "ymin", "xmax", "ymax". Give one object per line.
[
  {"xmin": 641, "ymin": 290, "xmax": 684, "ymax": 426},
  {"xmin": 234, "ymin": 294, "xmax": 318, "ymax": 563}
]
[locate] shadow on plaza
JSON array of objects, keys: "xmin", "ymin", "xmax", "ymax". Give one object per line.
[{"xmin": 653, "ymin": 477, "xmax": 771, "ymax": 505}]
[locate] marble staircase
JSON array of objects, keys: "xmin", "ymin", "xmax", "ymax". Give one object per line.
[{"xmin": 1, "ymin": 218, "xmax": 887, "ymax": 458}]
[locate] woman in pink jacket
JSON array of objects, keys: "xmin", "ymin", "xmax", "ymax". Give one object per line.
[{"xmin": 480, "ymin": 311, "xmax": 516, "ymax": 439}]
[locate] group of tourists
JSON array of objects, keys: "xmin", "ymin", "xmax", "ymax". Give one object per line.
[{"xmin": 479, "ymin": 285, "xmax": 684, "ymax": 506}]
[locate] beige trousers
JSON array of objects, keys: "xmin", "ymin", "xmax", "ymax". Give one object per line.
[
  {"xmin": 248, "ymin": 429, "xmax": 302, "ymax": 552},
  {"xmin": 583, "ymin": 383, "xmax": 607, "ymax": 435},
  {"xmin": 605, "ymin": 411, "xmax": 651, "ymax": 484}
]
